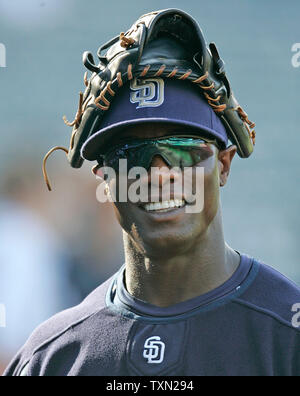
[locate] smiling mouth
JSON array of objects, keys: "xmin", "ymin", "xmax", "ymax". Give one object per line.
[{"xmin": 141, "ymin": 199, "xmax": 186, "ymax": 212}]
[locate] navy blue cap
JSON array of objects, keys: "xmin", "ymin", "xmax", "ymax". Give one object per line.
[{"xmin": 81, "ymin": 77, "xmax": 228, "ymax": 161}]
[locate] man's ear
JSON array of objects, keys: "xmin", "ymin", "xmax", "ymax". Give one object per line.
[{"xmin": 218, "ymin": 145, "xmax": 237, "ymax": 187}]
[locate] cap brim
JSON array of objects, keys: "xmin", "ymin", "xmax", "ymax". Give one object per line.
[{"xmin": 81, "ymin": 117, "xmax": 227, "ymax": 161}]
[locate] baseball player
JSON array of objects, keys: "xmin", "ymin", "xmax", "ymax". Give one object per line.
[{"xmin": 4, "ymin": 9, "xmax": 300, "ymax": 376}]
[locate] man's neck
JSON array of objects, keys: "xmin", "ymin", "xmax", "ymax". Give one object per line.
[{"xmin": 123, "ymin": 211, "xmax": 240, "ymax": 307}]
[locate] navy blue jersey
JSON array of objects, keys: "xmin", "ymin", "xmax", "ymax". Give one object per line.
[{"xmin": 3, "ymin": 254, "xmax": 300, "ymax": 376}]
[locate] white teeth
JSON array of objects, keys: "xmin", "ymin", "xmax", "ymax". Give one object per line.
[{"xmin": 144, "ymin": 199, "xmax": 185, "ymax": 212}]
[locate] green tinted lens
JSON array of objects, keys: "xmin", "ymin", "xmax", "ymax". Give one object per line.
[
  {"xmin": 102, "ymin": 137, "xmax": 215, "ymax": 170},
  {"xmin": 157, "ymin": 137, "xmax": 214, "ymax": 168}
]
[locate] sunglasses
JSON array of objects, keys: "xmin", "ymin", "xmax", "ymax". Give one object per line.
[{"xmin": 98, "ymin": 136, "xmax": 221, "ymax": 171}]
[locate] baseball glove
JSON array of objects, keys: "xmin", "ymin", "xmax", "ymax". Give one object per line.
[{"xmin": 43, "ymin": 8, "xmax": 255, "ymax": 190}]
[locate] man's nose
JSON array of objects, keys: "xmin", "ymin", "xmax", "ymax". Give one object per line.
[
  {"xmin": 143, "ymin": 155, "xmax": 180, "ymax": 187},
  {"xmin": 150, "ymin": 154, "xmax": 170, "ymax": 169}
]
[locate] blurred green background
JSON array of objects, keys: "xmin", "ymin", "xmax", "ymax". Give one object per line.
[{"xmin": 0, "ymin": 0, "xmax": 299, "ymax": 371}]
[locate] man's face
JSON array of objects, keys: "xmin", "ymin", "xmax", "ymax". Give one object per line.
[{"xmin": 99, "ymin": 123, "xmax": 235, "ymax": 259}]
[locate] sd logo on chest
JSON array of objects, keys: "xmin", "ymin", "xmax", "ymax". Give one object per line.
[
  {"xmin": 143, "ymin": 336, "xmax": 166, "ymax": 364},
  {"xmin": 126, "ymin": 321, "xmax": 188, "ymax": 376}
]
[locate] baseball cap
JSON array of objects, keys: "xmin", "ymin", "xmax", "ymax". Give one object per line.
[{"xmin": 81, "ymin": 77, "xmax": 228, "ymax": 161}]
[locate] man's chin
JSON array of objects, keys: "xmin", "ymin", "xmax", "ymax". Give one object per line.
[
  {"xmin": 119, "ymin": 203, "xmax": 207, "ymax": 257},
  {"xmin": 137, "ymin": 227, "xmax": 201, "ymax": 259}
]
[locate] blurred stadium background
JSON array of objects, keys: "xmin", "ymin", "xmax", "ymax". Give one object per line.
[{"xmin": 0, "ymin": 0, "xmax": 299, "ymax": 373}]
